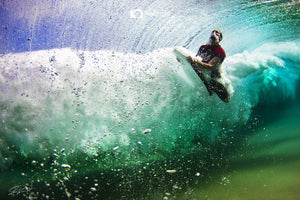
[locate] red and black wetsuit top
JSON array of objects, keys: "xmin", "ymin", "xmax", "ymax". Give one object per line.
[{"xmin": 196, "ymin": 44, "xmax": 226, "ymax": 78}]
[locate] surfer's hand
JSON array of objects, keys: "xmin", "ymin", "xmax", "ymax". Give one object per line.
[{"xmin": 186, "ymin": 56, "xmax": 194, "ymax": 63}]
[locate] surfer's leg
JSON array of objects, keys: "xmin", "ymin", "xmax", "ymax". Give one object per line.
[
  {"xmin": 197, "ymin": 73, "xmax": 213, "ymax": 96},
  {"xmin": 196, "ymin": 72, "xmax": 213, "ymax": 96},
  {"xmin": 209, "ymin": 80, "xmax": 230, "ymax": 103},
  {"xmin": 191, "ymin": 63, "xmax": 213, "ymax": 96}
]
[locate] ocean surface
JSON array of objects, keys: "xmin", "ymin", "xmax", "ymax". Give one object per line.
[{"xmin": 0, "ymin": 0, "xmax": 300, "ymax": 199}]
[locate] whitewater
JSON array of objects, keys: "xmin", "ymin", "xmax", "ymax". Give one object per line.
[
  {"xmin": 1, "ymin": 0, "xmax": 300, "ymax": 199},
  {"xmin": 1, "ymin": 42, "xmax": 299, "ymax": 164}
]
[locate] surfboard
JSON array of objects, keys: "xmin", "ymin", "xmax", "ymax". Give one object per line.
[{"xmin": 174, "ymin": 47, "xmax": 230, "ymax": 103}]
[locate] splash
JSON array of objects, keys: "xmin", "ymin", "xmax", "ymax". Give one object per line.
[{"xmin": 1, "ymin": 42, "xmax": 299, "ymax": 173}]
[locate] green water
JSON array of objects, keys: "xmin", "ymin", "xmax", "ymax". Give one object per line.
[
  {"xmin": 2, "ymin": 102, "xmax": 299, "ymax": 199},
  {"xmin": 180, "ymin": 104, "xmax": 300, "ymax": 200},
  {"xmin": 146, "ymin": 103, "xmax": 300, "ymax": 200}
]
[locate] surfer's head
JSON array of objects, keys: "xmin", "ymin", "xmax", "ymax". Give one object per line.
[{"xmin": 209, "ymin": 29, "xmax": 223, "ymax": 44}]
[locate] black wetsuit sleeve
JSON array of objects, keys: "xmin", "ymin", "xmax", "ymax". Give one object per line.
[{"xmin": 196, "ymin": 45, "xmax": 205, "ymax": 57}]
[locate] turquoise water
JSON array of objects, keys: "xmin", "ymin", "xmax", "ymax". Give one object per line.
[{"xmin": 0, "ymin": 0, "xmax": 300, "ymax": 199}]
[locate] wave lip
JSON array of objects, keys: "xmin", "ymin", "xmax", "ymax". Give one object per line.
[{"xmin": 225, "ymin": 42, "xmax": 300, "ymax": 106}]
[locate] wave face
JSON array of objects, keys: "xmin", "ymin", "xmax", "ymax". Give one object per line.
[{"xmin": 0, "ymin": 0, "xmax": 300, "ymax": 199}]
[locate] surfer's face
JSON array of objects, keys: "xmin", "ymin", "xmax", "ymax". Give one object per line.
[{"xmin": 210, "ymin": 30, "xmax": 222, "ymax": 44}]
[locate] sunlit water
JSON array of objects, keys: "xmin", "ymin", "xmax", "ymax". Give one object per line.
[{"xmin": 0, "ymin": 0, "xmax": 300, "ymax": 199}]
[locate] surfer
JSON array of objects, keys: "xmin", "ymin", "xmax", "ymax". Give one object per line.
[{"xmin": 186, "ymin": 29, "xmax": 230, "ymax": 103}]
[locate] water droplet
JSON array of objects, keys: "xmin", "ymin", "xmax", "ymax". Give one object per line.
[
  {"xmin": 143, "ymin": 129, "xmax": 151, "ymax": 134},
  {"xmin": 113, "ymin": 146, "xmax": 119, "ymax": 151},
  {"xmin": 166, "ymin": 169, "xmax": 177, "ymax": 173},
  {"xmin": 61, "ymin": 164, "xmax": 71, "ymax": 170}
]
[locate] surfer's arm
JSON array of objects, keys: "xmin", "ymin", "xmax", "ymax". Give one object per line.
[{"xmin": 187, "ymin": 56, "xmax": 220, "ymax": 70}]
